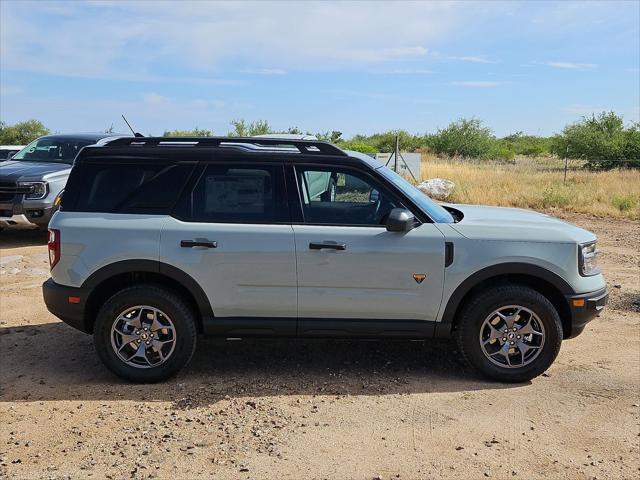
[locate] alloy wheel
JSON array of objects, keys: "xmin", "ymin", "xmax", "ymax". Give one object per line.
[
  {"xmin": 110, "ymin": 305, "xmax": 177, "ymax": 369},
  {"xmin": 478, "ymin": 305, "xmax": 545, "ymax": 368}
]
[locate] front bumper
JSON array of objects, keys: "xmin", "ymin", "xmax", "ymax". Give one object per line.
[
  {"xmin": 0, "ymin": 213, "xmax": 35, "ymax": 226},
  {"xmin": 565, "ymin": 286, "xmax": 609, "ymax": 339},
  {"xmin": 42, "ymin": 278, "xmax": 91, "ymax": 333},
  {"xmin": 0, "ymin": 200, "xmax": 55, "ymax": 228}
]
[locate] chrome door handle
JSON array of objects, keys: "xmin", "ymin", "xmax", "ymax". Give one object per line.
[
  {"xmin": 180, "ymin": 240, "xmax": 217, "ymax": 248},
  {"xmin": 309, "ymin": 242, "xmax": 346, "ymax": 251}
]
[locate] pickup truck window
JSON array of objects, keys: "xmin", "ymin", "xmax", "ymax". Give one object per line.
[{"xmin": 12, "ymin": 138, "xmax": 93, "ymax": 164}]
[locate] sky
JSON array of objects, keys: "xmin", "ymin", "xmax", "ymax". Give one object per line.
[{"xmin": 1, "ymin": 0, "xmax": 639, "ymax": 138}]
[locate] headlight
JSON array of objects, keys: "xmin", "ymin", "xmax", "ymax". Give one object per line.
[
  {"xmin": 579, "ymin": 241, "xmax": 600, "ymax": 276},
  {"xmin": 18, "ymin": 181, "xmax": 48, "ymax": 200}
]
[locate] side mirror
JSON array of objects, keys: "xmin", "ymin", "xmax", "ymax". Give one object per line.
[{"xmin": 386, "ymin": 208, "xmax": 416, "ymax": 232}]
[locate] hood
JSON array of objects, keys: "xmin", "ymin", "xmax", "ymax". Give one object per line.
[
  {"xmin": 446, "ymin": 204, "xmax": 596, "ymax": 244},
  {"xmin": 0, "ymin": 160, "xmax": 71, "ymax": 182}
]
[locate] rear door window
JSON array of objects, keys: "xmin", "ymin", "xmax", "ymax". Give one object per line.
[{"xmin": 173, "ymin": 163, "xmax": 288, "ymax": 223}]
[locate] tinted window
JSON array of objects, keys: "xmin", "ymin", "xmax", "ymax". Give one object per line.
[
  {"xmin": 377, "ymin": 166, "xmax": 454, "ymax": 223},
  {"xmin": 0, "ymin": 149, "xmax": 20, "ymax": 159},
  {"xmin": 174, "ymin": 164, "xmax": 288, "ymax": 223},
  {"xmin": 68, "ymin": 163, "xmax": 194, "ymax": 214},
  {"xmin": 12, "ymin": 138, "xmax": 94, "ymax": 164},
  {"xmin": 296, "ymin": 167, "xmax": 406, "ymax": 226}
]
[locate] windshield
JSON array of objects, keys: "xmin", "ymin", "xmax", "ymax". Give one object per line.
[
  {"xmin": 11, "ymin": 138, "xmax": 94, "ymax": 164},
  {"xmin": 377, "ymin": 166, "xmax": 455, "ymax": 223}
]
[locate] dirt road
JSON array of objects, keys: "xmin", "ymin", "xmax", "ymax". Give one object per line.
[{"xmin": 1, "ymin": 213, "xmax": 639, "ymax": 480}]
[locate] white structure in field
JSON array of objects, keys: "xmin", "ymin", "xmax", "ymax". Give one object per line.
[{"xmin": 375, "ymin": 152, "xmax": 422, "ymax": 181}]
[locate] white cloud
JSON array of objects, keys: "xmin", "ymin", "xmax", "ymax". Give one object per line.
[
  {"xmin": 448, "ymin": 55, "xmax": 497, "ymax": 64},
  {"xmin": 450, "ymin": 81, "xmax": 502, "ymax": 88},
  {"xmin": 0, "ymin": 1, "xmax": 495, "ymax": 79},
  {"xmin": 542, "ymin": 61, "xmax": 597, "ymax": 70}
]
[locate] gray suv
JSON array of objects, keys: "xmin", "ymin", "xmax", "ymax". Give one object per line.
[
  {"xmin": 0, "ymin": 133, "xmax": 125, "ymax": 229},
  {"xmin": 42, "ymin": 136, "xmax": 608, "ymax": 383}
]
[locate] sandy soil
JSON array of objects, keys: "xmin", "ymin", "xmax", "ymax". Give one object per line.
[{"xmin": 1, "ymin": 213, "xmax": 639, "ymax": 480}]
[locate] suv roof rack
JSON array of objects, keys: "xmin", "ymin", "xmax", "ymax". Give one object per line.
[{"xmin": 103, "ymin": 136, "xmax": 347, "ymax": 156}]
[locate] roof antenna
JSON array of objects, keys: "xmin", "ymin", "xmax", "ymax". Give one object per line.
[{"xmin": 121, "ymin": 115, "xmax": 144, "ymax": 137}]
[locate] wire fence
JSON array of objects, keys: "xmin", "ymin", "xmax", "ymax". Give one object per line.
[{"xmin": 417, "ymin": 155, "xmax": 639, "ymax": 184}]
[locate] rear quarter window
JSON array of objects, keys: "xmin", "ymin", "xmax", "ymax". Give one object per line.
[{"xmin": 63, "ymin": 162, "xmax": 195, "ymax": 214}]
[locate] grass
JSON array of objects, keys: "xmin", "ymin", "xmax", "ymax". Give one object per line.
[{"xmin": 419, "ymin": 155, "xmax": 640, "ymax": 220}]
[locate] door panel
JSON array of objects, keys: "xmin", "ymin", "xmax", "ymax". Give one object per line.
[
  {"xmin": 161, "ymin": 219, "xmax": 297, "ymax": 318},
  {"xmin": 293, "ymin": 224, "xmax": 446, "ymax": 321},
  {"xmin": 161, "ymin": 162, "xmax": 296, "ymax": 319}
]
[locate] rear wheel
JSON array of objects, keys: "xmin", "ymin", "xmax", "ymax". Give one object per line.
[
  {"xmin": 94, "ymin": 284, "xmax": 197, "ymax": 382},
  {"xmin": 454, "ymin": 285, "xmax": 562, "ymax": 382}
]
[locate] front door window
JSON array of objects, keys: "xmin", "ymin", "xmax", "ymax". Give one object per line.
[{"xmin": 296, "ymin": 167, "xmax": 405, "ymax": 226}]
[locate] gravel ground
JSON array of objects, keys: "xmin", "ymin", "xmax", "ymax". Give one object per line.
[{"xmin": 1, "ymin": 213, "xmax": 639, "ymax": 480}]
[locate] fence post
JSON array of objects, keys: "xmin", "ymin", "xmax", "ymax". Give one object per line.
[
  {"xmin": 564, "ymin": 145, "xmax": 569, "ymax": 185},
  {"xmin": 394, "ymin": 134, "xmax": 399, "ymax": 173}
]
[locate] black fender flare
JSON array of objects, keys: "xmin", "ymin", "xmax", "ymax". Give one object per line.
[
  {"xmin": 82, "ymin": 259, "xmax": 213, "ymax": 319},
  {"xmin": 435, "ymin": 262, "xmax": 575, "ymax": 336}
]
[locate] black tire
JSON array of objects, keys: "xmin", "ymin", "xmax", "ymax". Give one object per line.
[
  {"xmin": 94, "ymin": 284, "xmax": 197, "ymax": 383},
  {"xmin": 454, "ymin": 285, "xmax": 562, "ymax": 383},
  {"xmin": 320, "ymin": 177, "xmax": 337, "ymax": 202}
]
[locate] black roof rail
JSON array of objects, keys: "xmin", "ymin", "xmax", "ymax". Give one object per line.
[{"xmin": 103, "ymin": 136, "xmax": 348, "ymax": 156}]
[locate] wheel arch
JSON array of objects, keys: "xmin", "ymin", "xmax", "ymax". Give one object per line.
[
  {"xmin": 436, "ymin": 263, "xmax": 574, "ymax": 339},
  {"xmin": 82, "ymin": 260, "xmax": 213, "ymax": 333}
]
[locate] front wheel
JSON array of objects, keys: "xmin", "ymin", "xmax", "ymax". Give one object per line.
[
  {"xmin": 454, "ymin": 285, "xmax": 562, "ymax": 383},
  {"xmin": 94, "ymin": 284, "xmax": 197, "ymax": 383}
]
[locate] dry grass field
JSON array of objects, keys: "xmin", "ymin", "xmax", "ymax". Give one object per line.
[{"xmin": 420, "ymin": 156, "xmax": 640, "ymax": 220}]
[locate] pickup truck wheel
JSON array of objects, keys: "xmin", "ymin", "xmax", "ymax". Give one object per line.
[
  {"xmin": 94, "ymin": 285, "xmax": 197, "ymax": 383},
  {"xmin": 454, "ymin": 285, "xmax": 562, "ymax": 383}
]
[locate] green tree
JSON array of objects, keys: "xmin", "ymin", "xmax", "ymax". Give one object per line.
[
  {"xmin": 316, "ymin": 130, "xmax": 343, "ymax": 143},
  {"xmin": 163, "ymin": 127, "xmax": 213, "ymax": 137},
  {"xmin": 357, "ymin": 130, "xmax": 425, "ymax": 152},
  {"xmin": 550, "ymin": 112, "xmax": 639, "ymax": 168},
  {"xmin": 228, "ymin": 119, "xmax": 272, "ymax": 137},
  {"xmin": 623, "ymin": 122, "xmax": 640, "ymax": 162},
  {"xmin": 427, "ymin": 118, "xmax": 495, "ymax": 159},
  {"xmin": 336, "ymin": 140, "xmax": 377, "ymax": 154},
  {"xmin": 502, "ymin": 131, "xmax": 552, "ymax": 157},
  {"xmin": 0, "ymin": 119, "xmax": 50, "ymax": 144}
]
